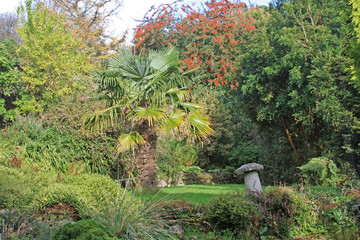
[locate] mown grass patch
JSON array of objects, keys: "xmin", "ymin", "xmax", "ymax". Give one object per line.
[{"xmin": 135, "ymin": 184, "xmax": 338, "ymax": 204}]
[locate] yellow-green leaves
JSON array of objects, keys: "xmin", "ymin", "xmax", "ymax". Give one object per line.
[
  {"xmin": 16, "ymin": 0, "xmax": 93, "ymax": 111},
  {"xmin": 115, "ymin": 132, "xmax": 146, "ymax": 153},
  {"xmin": 132, "ymin": 106, "xmax": 166, "ymax": 126}
]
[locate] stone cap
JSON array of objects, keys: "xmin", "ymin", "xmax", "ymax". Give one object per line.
[{"xmin": 235, "ymin": 163, "xmax": 264, "ymax": 174}]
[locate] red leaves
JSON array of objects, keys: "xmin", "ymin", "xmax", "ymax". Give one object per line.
[{"xmin": 133, "ymin": 0, "xmax": 257, "ymax": 89}]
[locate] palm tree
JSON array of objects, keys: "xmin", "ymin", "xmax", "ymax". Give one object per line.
[{"xmin": 83, "ymin": 47, "xmax": 213, "ymax": 189}]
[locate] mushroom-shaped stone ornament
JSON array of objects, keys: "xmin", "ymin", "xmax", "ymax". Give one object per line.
[{"xmin": 236, "ymin": 163, "xmax": 264, "ymax": 195}]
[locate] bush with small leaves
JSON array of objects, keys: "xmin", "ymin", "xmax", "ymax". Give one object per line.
[
  {"xmin": 204, "ymin": 193, "xmax": 260, "ymax": 235},
  {"xmin": 52, "ymin": 219, "xmax": 116, "ymax": 240}
]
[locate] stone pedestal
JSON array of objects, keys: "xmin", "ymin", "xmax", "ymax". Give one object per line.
[
  {"xmin": 236, "ymin": 163, "xmax": 264, "ymax": 195},
  {"xmin": 243, "ymin": 170, "xmax": 262, "ymax": 194}
]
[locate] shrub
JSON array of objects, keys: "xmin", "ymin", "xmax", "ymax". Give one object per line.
[
  {"xmin": 257, "ymin": 187, "xmax": 302, "ymax": 239},
  {"xmin": 92, "ymin": 190, "xmax": 175, "ymax": 240},
  {"xmin": 52, "ymin": 219, "xmax": 116, "ymax": 240},
  {"xmin": 204, "ymin": 193, "xmax": 260, "ymax": 235},
  {"xmin": 0, "ymin": 115, "xmax": 119, "ymax": 177},
  {"xmin": 0, "ymin": 165, "xmax": 126, "ymax": 218},
  {"xmin": 30, "ymin": 174, "xmax": 126, "ymax": 217},
  {"xmin": 299, "ymin": 157, "xmax": 342, "ymax": 186},
  {"xmin": 157, "ymin": 137, "xmax": 198, "ymax": 184},
  {"xmin": 0, "ymin": 165, "xmax": 54, "ymax": 210},
  {"xmin": 0, "ymin": 209, "xmax": 54, "ymax": 239}
]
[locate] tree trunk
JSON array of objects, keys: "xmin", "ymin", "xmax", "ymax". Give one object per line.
[
  {"xmin": 282, "ymin": 116, "xmax": 301, "ymax": 161},
  {"xmin": 135, "ymin": 122, "xmax": 158, "ymax": 189}
]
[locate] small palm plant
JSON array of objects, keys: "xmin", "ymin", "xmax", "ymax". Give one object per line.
[{"xmin": 83, "ymin": 47, "xmax": 213, "ymax": 188}]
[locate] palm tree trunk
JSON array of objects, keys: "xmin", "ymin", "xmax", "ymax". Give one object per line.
[{"xmin": 135, "ymin": 122, "xmax": 158, "ymax": 189}]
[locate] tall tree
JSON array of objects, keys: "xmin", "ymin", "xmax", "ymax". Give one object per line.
[
  {"xmin": 134, "ymin": 0, "xmax": 256, "ymax": 89},
  {"xmin": 349, "ymin": 0, "xmax": 360, "ymax": 91},
  {"xmin": 235, "ymin": 0, "xmax": 358, "ymax": 173},
  {"xmin": 0, "ymin": 39, "xmax": 23, "ymax": 125},
  {"xmin": 38, "ymin": 0, "xmax": 125, "ymax": 58},
  {"xmin": 16, "ymin": 0, "xmax": 93, "ymax": 112},
  {"xmin": 83, "ymin": 47, "xmax": 213, "ymax": 188},
  {"xmin": 0, "ymin": 13, "xmax": 21, "ymax": 44}
]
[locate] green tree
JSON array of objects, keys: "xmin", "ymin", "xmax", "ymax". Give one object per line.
[
  {"xmin": 0, "ymin": 39, "xmax": 22, "ymax": 124},
  {"xmin": 349, "ymin": 0, "xmax": 360, "ymax": 90},
  {"xmin": 83, "ymin": 47, "xmax": 213, "ymax": 188},
  {"xmin": 16, "ymin": 0, "xmax": 92, "ymax": 113},
  {"xmin": 195, "ymin": 88, "xmax": 234, "ymax": 169},
  {"xmin": 233, "ymin": 0, "xmax": 359, "ymax": 179}
]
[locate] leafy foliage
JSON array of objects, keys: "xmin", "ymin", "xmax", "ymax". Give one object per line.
[
  {"xmin": 0, "ymin": 115, "xmax": 118, "ymax": 176},
  {"xmin": 157, "ymin": 136, "xmax": 198, "ymax": 184},
  {"xmin": 134, "ymin": 0, "xmax": 256, "ymax": 89},
  {"xmin": 83, "ymin": 47, "xmax": 213, "ymax": 188},
  {"xmin": 52, "ymin": 219, "xmax": 116, "ymax": 240},
  {"xmin": 348, "ymin": 0, "xmax": 360, "ymax": 91},
  {"xmin": 194, "ymin": 89, "xmax": 234, "ymax": 169},
  {"xmin": 16, "ymin": 0, "xmax": 92, "ymax": 111},
  {"xmin": 0, "ymin": 39, "xmax": 23, "ymax": 124},
  {"xmin": 299, "ymin": 157, "xmax": 342, "ymax": 186},
  {"xmin": 205, "ymin": 193, "xmax": 260, "ymax": 236}
]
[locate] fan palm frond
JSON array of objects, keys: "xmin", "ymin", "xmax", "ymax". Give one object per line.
[
  {"xmin": 187, "ymin": 113, "xmax": 214, "ymax": 141},
  {"xmin": 109, "ymin": 48, "xmax": 153, "ymax": 81},
  {"xmin": 149, "ymin": 47, "xmax": 180, "ymax": 74},
  {"xmin": 166, "ymin": 88, "xmax": 190, "ymax": 102},
  {"xmin": 159, "ymin": 109, "xmax": 187, "ymax": 135},
  {"xmin": 132, "ymin": 106, "xmax": 167, "ymax": 126},
  {"xmin": 115, "ymin": 131, "xmax": 146, "ymax": 153},
  {"xmin": 179, "ymin": 102, "xmax": 202, "ymax": 111},
  {"xmin": 82, "ymin": 105, "xmax": 120, "ymax": 133}
]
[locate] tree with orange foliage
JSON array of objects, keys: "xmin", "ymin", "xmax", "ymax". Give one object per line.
[{"xmin": 133, "ymin": 0, "xmax": 256, "ymax": 89}]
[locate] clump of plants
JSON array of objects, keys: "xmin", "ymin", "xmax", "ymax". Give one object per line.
[
  {"xmin": 157, "ymin": 137, "xmax": 199, "ymax": 186},
  {"xmin": 198, "ymin": 186, "xmax": 359, "ymax": 239},
  {"xmin": 204, "ymin": 193, "xmax": 260, "ymax": 237},
  {"xmin": 93, "ymin": 190, "xmax": 175, "ymax": 239},
  {"xmin": 0, "ymin": 165, "xmax": 126, "ymax": 217},
  {"xmin": 52, "ymin": 219, "xmax": 116, "ymax": 240},
  {"xmin": 299, "ymin": 157, "xmax": 342, "ymax": 186}
]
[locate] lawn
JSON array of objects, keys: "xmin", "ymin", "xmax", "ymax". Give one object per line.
[{"xmin": 135, "ymin": 184, "xmax": 337, "ymax": 204}]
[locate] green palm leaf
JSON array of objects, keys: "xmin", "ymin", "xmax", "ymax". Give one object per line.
[
  {"xmin": 149, "ymin": 47, "xmax": 180, "ymax": 73},
  {"xmin": 159, "ymin": 109, "xmax": 187, "ymax": 135},
  {"xmin": 115, "ymin": 131, "xmax": 146, "ymax": 153},
  {"xmin": 187, "ymin": 113, "xmax": 214, "ymax": 141},
  {"xmin": 82, "ymin": 105, "xmax": 123, "ymax": 133},
  {"xmin": 179, "ymin": 102, "xmax": 202, "ymax": 111},
  {"xmin": 132, "ymin": 106, "xmax": 166, "ymax": 126},
  {"xmin": 166, "ymin": 88, "xmax": 190, "ymax": 102}
]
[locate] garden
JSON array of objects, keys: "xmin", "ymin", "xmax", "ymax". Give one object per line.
[{"xmin": 1, "ymin": 0, "xmax": 360, "ymax": 239}]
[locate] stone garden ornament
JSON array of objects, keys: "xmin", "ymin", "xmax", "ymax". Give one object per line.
[{"xmin": 236, "ymin": 163, "xmax": 264, "ymax": 195}]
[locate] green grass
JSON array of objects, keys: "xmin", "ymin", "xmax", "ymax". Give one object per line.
[
  {"xmin": 136, "ymin": 184, "xmax": 245, "ymax": 204},
  {"xmin": 135, "ymin": 184, "xmax": 338, "ymax": 204}
]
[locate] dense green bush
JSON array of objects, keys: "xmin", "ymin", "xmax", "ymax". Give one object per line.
[
  {"xmin": 0, "ymin": 115, "xmax": 119, "ymax": 176},
  {"xmin": 299, "ymin": 157, "xmax": 342, "ymax": 186},
  {"xmin": 257, "ymin": 188, "xmax": 302, "ymax": 239},
  {"xmin": 0, "ymin": 165, "xmax": 54, "ymax": 210},
  {"xmin": 52, "ymin": 220, "xmax": 116, "ymax": 240},
  {"xmin": 201, "ymin": 186, "xmax": 359, "ymax": 239},
  {"xmin": 204, "ymin": 193, "xmax": 260, "ymax": 235},
  {"xmin": 0, "ymin": 165, "xmax": 126, "ymax": 217}
]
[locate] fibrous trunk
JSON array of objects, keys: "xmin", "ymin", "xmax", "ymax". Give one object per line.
[{"xmin": 135, "ymin": 122, "xmax": 157, "ymax": 189}]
